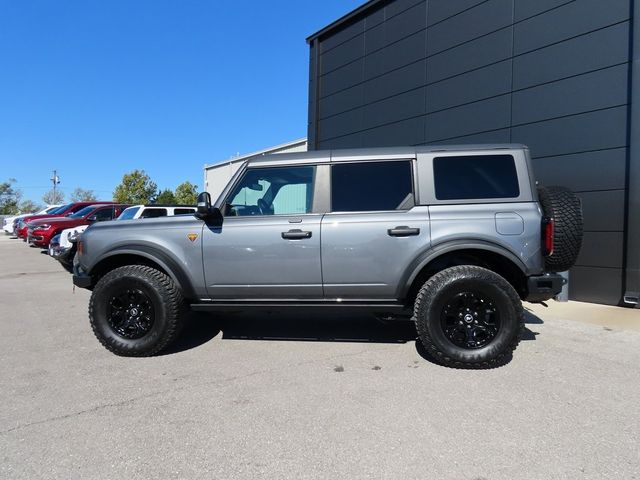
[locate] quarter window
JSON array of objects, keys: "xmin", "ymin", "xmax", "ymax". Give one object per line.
[
  {"xmin": 140, "ymin": 208, "xmax": 167, "ymax": 218},
  {"xmin": 433, "ymin": 155, "xmax": 520, "ymax": 200},
  {"xmin": 331, "ymin": 161, "xmax": 414, "ymax": 212},
  {"xmin": 226, "ymin": 166, "xmax": 315, "ymax": 216},
  {"xmin": 174, "ymin": 208, "xmax": 195, "ymax": 215}
]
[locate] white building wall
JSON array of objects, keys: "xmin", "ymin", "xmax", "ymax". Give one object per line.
[{"xmin": 204, "ymin": 138, "xmax": 307, "ymax": 202}]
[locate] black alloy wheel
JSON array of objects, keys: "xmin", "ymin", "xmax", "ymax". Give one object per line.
[
  {"xmin": 440, "ymin": 291, "xmax": 500, "ymax": 349},
  {"xmin": 108, "ymin": 288, "xmax": 155, "ymax": 339}
]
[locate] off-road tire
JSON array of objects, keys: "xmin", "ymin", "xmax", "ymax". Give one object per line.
[
  {"xmin": 537, "ymin": 186, "xmax": 583, "ymax": 272},
  {"xmin": 89, "ymin": 265, "xmax": 185, "ymax": 356},
  {"xmin": 413, "ymin": 266, "xmax": 524, "ymax": 369}
]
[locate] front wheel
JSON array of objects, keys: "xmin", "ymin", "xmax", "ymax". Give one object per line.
[
  {"xmin": 413, "ymin": 266, "xmax": 524, "ymax": 369},
  {"xmin": 89, "ymin": 265, "xmax": 185, "ymax": 356}
]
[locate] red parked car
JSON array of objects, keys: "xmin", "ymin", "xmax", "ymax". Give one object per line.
[
  {"xmin": 16, "ymin": 201, "xmax": 113, "ymax": 240},
  {"xmin": 28, "ymin": 204, "xmax": 130, "ymax": 247}
]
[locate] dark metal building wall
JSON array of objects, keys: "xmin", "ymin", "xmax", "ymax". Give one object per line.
[{"xmin": 308, "ymin": 0, "xmax": 635, "ymax": 305}]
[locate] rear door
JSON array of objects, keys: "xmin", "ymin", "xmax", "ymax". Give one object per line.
[{"xmin": 321, "ymin": 159, "xmax": 430, "ymax": 300}]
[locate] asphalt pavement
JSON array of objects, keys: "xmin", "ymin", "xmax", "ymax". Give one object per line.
[{"xmin": 1, "ymin": 234, "xmax": 639, "ymax": 480}]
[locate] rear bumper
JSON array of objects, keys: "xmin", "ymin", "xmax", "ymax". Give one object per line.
[{"xmin": 525, "ymin": 273, "xmax": 567, "ymax": 302}]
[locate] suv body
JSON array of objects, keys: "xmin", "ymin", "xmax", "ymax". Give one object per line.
[
  {"xmin": 118, "ymin": 204, "xmax": 196, "ymax": 220},
  {"xmin": 73, "ymin": 145, "xmax": 580, "ymax": 366},
  {"xmin": 28, "ymin": 203, "xmax": 129, "ymax": 247}
]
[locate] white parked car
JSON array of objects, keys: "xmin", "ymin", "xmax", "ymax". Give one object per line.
[
  {"xmin": 49, "ymin": 204, "xmax": 196, "ymax": 271},
  {"xmin": 117, "ymin": 204, "xmax": 196, "ymax": 220},
  {"xmin": 3, "ymin": 205, "xmax": 61, "ymax": 235}
]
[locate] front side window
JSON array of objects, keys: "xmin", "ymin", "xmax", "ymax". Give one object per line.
[
  {"xmin": 331, "ymin": 160, "xmax": 414, "ymax": 212},
  {"xmin": 433, "ymin": 155, "xmax": 520, "ymax": 200},
  {"xmin": 93, "ymin": 208, "xmax": 115, "ymax": 221},
  {"xmin": 226, "ymin": 166, "xmax": 315, "ymax": 216}
]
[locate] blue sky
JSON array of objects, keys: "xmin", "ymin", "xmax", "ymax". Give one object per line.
[{"xmin": 0, "ymin": 0, "xmax": 363, "ymax": 203}]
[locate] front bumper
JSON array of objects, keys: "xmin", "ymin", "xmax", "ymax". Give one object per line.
[
  {"xmin": 525, "ymin": 273, "xmax": 567, "ymax": 302},
  {"xmin": 72, "ymin": 260, "xmax": 93, "ymax": 289}
]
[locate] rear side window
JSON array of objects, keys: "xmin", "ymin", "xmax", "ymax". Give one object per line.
[
  {"xmin": 331, "ymin": 161, "xmax": 414, "ymax": 212},
  {"xmin": 433, "ymin": 155, "xmax": 520, "ymax": 200},
  {"xmin": 174, "ymin": 208, "xmax": 195, "ymax": 215},
  {"xmin": 140, "ymin": 208, "xmax": 167, "ymax": 218}
]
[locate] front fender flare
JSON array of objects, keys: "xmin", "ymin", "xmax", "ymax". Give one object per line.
[{"xmin": 90, "ymin": 245, "xmax": 197, "ymax": 299}]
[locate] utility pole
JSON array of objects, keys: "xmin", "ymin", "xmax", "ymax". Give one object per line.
[{"xmin": 51, "ymin": 170, "xmax": 60, "ymax": 200}]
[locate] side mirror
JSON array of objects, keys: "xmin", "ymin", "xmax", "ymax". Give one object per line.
[
  {"xmin": 195, "ymin": 192, "xmax": 222, "ymax": 223},
  {"xmin": 87, "ymin": 215, "xmax": 98, "ymax": 223}
]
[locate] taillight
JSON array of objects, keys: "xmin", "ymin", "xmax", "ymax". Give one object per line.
[
  {"xmin": 542, "ymin": 217, "xmax": 554, "ymax": 256},
  {"xmin": 77, "ymin": 240, "xmax": 84, "ymax": 256}
]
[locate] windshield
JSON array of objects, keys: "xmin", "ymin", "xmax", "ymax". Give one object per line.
[
  {"xmin": 68, "ymin": 206, "xmax": 98, "ymax": 219},
  {"xmin": 51, "ymin": 204, "xmax": 72, "ymax": 215},
  {"xmin": 117, "ymin": 206, "xmax": 140, "ymax": 220}
]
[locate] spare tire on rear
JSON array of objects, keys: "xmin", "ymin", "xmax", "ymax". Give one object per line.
[{"xmin": 537, "ymin": 186, "xmax": 583, "ymax": 272}]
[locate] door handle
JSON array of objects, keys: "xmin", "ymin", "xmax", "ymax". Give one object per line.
[
  {"xmin": 282, "ymin": 229, "xmax": 312, "ymax": 240},
  {"xmin": 387, "ymin": 226, "xmax": 420, "ymax": 237}
]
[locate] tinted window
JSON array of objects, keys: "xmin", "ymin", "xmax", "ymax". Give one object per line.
[
  {"xmin": 141, "ymin": 208, "xmax": 167, "ymax": 218},
  {"xmin": 434, "ymin": 155, "xmax": 520, "ymax": 200},
  {"xmin": 174, "ymin": 208, "xmax": 195, "ymax": 215},
  {"xmin": 93, "ymin": 208, "xmax": 115, "ymax": 221},
  {"xmin": 69, "ymin": 206, "xmax": 97, "ymax": 218},
  {"xmin": 118, "ymin": 206, "xmax": 140, "ymax": 220},
  {"xmin": 68, "ymin": 203, "xmax": 92, "ymax": 214},
  {"xmin": 331, "ymin": 161, "xmax": 413, "ymax": 212},
  {"xmin": 53, "ymin": 203, "xmax": 73, "ymax": 214},
  {"xmin": 226, "ymin": 166, "xmax": 315, "ymax": 216}
]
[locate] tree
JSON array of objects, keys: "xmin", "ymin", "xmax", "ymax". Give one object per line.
[
  {"xmin": 174, "ymin": 181, "xmax": 198, "ymax": 205},
  {"xmin": 70, "ymin": 187, "xmax": 96, "ymax": 202},
  {"xmin": 156, "ymin": 189, "xmax": 177, "ymax": 204},
  {"xmin": 43, "ymin": 189, "xmax": 65, "ymax": 204},
  {"xmin": 18, "ymin": 200, "xmax": 40, "ymax": 213},
  {"xmin": 0, "ymin": 178, "xmax": 22, "ymax": 214},
  {"xmin": 113, "ymin": 170, "xmax": 158, "ymax": 204}
]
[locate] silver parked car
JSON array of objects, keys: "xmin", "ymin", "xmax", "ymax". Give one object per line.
[{"xmin": 73, "ymin": 145, "xmax": 582, "ymax": 368}]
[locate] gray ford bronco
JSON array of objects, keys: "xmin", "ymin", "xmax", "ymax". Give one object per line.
[{"xmin": 73, "ymin": 144, "xmax": 583, "ymax": 368}]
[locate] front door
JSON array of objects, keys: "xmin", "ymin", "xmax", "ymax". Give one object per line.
[{"xmin": 202, "ymin": 164, "xmax": 322, "ymax": 299}]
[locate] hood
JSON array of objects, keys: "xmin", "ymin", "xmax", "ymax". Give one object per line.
[
  {"xmin": 30, "ymin": 217, "xmax": 86, "ymax": 228},
  {"xmin": 23, "ymin": 213, "xmax": 64, "ymax": 223}
]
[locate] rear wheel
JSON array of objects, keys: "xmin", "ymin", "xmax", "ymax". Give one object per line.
[
  {"xmin": 89, "ymin": 265, "xmax": 185, "ymax": 356},
  {"xmin": 413, "ymin": 266, "xmax": 524, "ymax": 368}
]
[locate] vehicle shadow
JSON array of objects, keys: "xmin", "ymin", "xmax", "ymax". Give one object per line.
[
  {"xmin": 217, "ymin": 312, "xmax": 417, "ymax": 344},
  {"xmin": 165, "ymin": 308, "xmax": 544, "ymax": 358},
  {"xmin": 160, "ymin": 311, "xmax": 222, "ymax": 355}
]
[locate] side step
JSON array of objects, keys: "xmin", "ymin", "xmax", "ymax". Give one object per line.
[{"xmin": 190, "ymin": 300, "xmax": 410, "ymax": 314}]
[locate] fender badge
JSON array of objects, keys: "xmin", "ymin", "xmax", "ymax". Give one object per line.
[{"xmin": 187, "ymin": 233, "xmax": 198, "ymax": 242}]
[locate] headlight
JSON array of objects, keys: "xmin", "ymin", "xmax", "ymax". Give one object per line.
[{"xmin": 38, "ymin": 224, "xmax": 52, "ymax": 230}]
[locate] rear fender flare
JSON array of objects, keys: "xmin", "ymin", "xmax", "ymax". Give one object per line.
[{"xmin": 397, "ymin": 240, "xmax": 528, "ymax": 300}]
